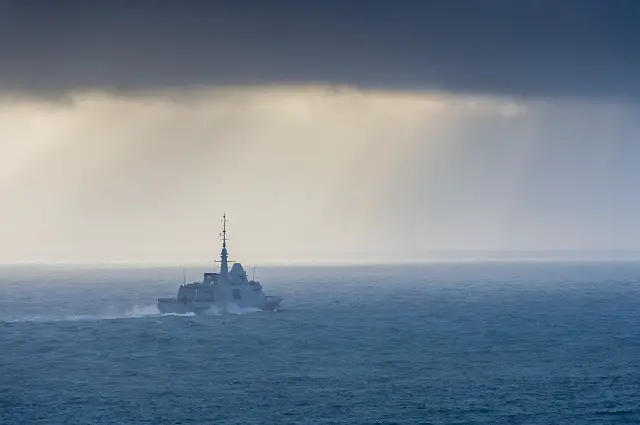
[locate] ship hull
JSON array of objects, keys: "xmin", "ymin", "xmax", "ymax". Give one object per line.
[
  {"xmin": 157, "ymin": 296, "xmax": 282, "ymax": 315},
  {"xmin": 262, "ymin": 296, "xmax": 283, "ymax": 311}
]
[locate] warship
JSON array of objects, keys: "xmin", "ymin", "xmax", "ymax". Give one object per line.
[{"xmin": 157, "ymin": 214, "xmax": 282, "ymax": 315}]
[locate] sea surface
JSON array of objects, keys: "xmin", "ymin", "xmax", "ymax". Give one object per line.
[{"xmin": 1, "ymin": 262, "xmax": 640, "ymax": 424}]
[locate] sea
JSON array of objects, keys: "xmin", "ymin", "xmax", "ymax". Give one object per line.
[{"xmin": 1, "ymin": 262, "xmax": 639, "ymax": 424}]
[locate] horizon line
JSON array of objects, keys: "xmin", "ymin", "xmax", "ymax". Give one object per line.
[{"xmin": 3, "ymin": 252, "xmax": 640, "ymax": 268}]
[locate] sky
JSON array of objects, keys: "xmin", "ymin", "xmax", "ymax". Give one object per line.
[{"xmin": 1, "ymin": 1, "xmax": 640, "ymax": 264}]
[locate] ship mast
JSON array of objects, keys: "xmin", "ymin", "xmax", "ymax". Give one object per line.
[{"xmin": 219, "ymin": 213, "xmax": 229, "ymax": 278}]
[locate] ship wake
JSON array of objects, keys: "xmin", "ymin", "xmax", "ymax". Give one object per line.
[
  {"xmin": 2, "ymin": 303, "xmax": 162, "ymax": 323},
  {"xmin": 3, "ymin": 302, "xmax": 270, "ymax": 323}
]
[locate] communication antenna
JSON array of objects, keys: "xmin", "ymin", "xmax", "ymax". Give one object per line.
[
  {"xmin": 182, "ymin": 268, "xmax": 186, "ymax": 285},
  {"xmin": 252, "ymin": 266, "xmax": 257, "ymax": 281},
  {"xmin": 215, "ymin": 213, "xmax": 234, "ymax": 276},
  {"xmin": 221, "ymin": 213, "xmax": 227, "ymax": 250}
]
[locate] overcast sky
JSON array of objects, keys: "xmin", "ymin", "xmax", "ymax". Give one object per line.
[
  {"xmin": 1, "ymin": 1, "xmax": 640, "ymax": 263},
  {"xmin": 2, "ymin": 0, "xmax": 640, "ymax": 98}
]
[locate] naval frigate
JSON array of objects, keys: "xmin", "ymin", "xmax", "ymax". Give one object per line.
[{"xmin": 157, "ymin": 215, "xmax": 282, "ymax": 315}]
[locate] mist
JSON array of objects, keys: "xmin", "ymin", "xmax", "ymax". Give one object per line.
[{"xmin": 1, "ymin": 86, "xmax": 639, "ymax": 264}]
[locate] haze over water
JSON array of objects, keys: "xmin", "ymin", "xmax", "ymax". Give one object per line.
[{"xmin": 2, "ymin": 262, "xmax": 640, "ymax": 424}]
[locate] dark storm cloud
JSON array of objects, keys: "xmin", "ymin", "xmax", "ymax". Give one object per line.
[{"xmin": 1, "ymin": 0, "xmax": 640, "ymax": 98}]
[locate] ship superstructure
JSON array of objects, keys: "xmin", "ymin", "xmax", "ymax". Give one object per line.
[{"xmin": 157, "ymin": 215, "xmax": 282, "ymax": 314}]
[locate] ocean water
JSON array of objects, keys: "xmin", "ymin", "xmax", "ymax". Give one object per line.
[{"xmin": 1, "ymin": 262, "xmax": 640, "ymax": 424}]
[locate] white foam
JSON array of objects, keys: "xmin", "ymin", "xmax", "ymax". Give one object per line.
[
  {"xmin": 2, "ymin": 303, "xmax": 161, "ymax": 323},
  {"xmin": 160, "ymin": 312, "xmax": 197, "ymax": 317},
  {"xmin": 125, "ymin": 303, "xmax": 160, "ymax": 316},
  {"xmin": 1, "ymin": 302, "xmax": 267, "ymax": 323}
]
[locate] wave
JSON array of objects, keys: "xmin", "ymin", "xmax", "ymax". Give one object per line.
[
  {"xmin": 160, "ymin": 312, "xmax": 197, "ymax": 317},
  {"xmin": 594, "ymin": 409, "xmax": 637, "ymax": 416}
]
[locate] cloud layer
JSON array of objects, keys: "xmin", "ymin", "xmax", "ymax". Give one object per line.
[{"xmin": 1, "ymin": 0, "xmax": 640, "ymax": 98}]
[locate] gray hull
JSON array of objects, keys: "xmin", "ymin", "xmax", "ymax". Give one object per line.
[{"xmin": 157, "ymin": 296, "xmax": 282, "ymax": 315}]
